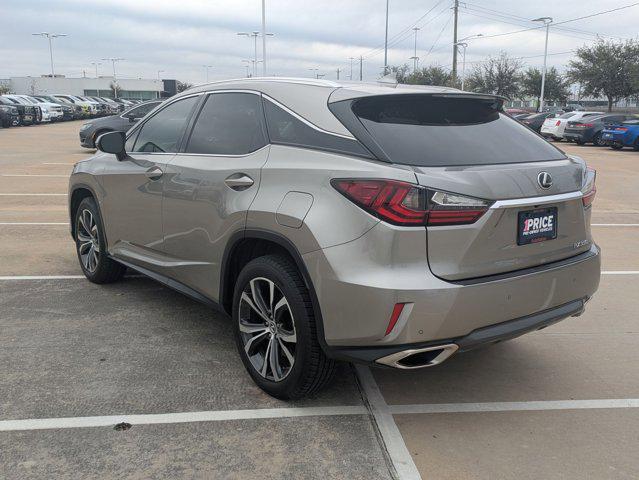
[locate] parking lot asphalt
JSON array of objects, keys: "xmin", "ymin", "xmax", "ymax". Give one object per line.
[{"xmin": 1, "ymin": 120, "xmax": 638, "ymax": 479}]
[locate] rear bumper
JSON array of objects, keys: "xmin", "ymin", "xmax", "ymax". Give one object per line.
[
  {"xmin": 304, "ymin": 218, "xmax": 601, "ymax": 359},
  {"xmin": 332, "ymin": 297, "xmax": 587, "ymax": 367}
]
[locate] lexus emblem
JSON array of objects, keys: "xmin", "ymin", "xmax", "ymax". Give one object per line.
[{"xmin": 537, "ymin": 172, "xmax": 553, "ymax": 189}]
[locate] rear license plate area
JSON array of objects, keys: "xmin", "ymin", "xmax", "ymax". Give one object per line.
[{"xmin": 517, "ymin": 207, "xmax": 557, "ymax": 245}]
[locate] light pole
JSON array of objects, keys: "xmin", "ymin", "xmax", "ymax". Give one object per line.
[
  {"xmin": 157, "ymin": 70, "xmax": 164, "ymax": 80},
  {"xmin": 32, "ymin": 32, "xmax": 67, "ymax": 77},
  {"xmin": 349, "ymin": 57, "xmax": 355, "ymax": 80},
  {"xmin": 411, "ymin": 27, "xmax": 420, "ymax": 72},
  {"xmin": 101, "ymin": 58, "xmax": 124, "ymax": 98},
  {"xmin": 308, "ymin": 68, "xmax": 320, "ymax": 79},
  {"xmin": 383, "ymin": 0, "xmax": 390, "ymax": 76},
  {"xmin": 90, "ymin": 61, "xmax": 102, "ymax": 78},
  {"xmin": 238, "ymin": 31, "xmax": 274, "ymax": 77},
  {"xmin": 262, "ymin": 0, "xmax": 267, "ymax": 76},
  {"xmin": 202, "ymin": 65, "xmax": 213, "ymax": 82},
  {"xmin": 242, "ymin": 60, "xmax": 252, "ymax": 77},
  {"xmin": 454, "ymin": 34, "xmax": 482, "ymax": 91},
  {"xmin": 532, "ymin": 17, "xmax": 553, "ymax": 112}
]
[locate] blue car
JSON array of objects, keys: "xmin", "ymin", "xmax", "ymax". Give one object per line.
[{"xmin": 601, "ymin": 119, "xmax": 639, "ymax": 150}]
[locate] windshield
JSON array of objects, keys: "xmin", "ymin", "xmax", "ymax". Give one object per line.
[{"xmin": 350, "ymin": 94, "xmax": 565, "ymax": 166}]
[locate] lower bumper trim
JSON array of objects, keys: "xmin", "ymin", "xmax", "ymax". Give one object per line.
[{"xmin": 327, "ymin": 297, "xmax": 587, "ymax": 367}]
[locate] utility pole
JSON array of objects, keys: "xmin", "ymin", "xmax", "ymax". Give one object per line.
[
  {"xmin": 411, "ymin": 27, "xmax": 420, "ymax": 72},
  {"xmin": 349, "ymin": 57, "xmax": 355, "ymax": 80},
  {"xmin": 383, "ymin": 0, "xmax": 389, "ymax": 76},
  {"xmin": 533, "ymin": 17, "xmax": 553, "ymax": 112},
  {"xmin": 451, "ymin": 0, "xmax": 459, "ymax": 82},
  {"xmin": 336, "ymin": 68, "xmax": 341, "ymax": 80},
  {"xmin": 32, "ymin": 32, "xmax": 67, "ymax": 77},
  {"xmin": 359, "ymin": 56, "xmax": 363, "ymax": 81},
  {"xmin": 202, "ymin": 65, "xmax": 213, "ymax": 82},
  {"xmin": 262, "ymin": 0, "xmax": 267, "ymax": 76},
  {"xmin": 101, "ymin": 57, "xmax": 124, "ymax": 98},
  {"xmin": 91, "ymin": 61, "xmax": 101, "ymax": 78}
]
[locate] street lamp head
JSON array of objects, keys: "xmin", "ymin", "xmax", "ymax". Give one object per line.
[{"xmin": 532, "ymin": 17, "xmax": 553, "ymax": 24}]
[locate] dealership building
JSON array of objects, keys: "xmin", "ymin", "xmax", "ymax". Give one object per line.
[{"xmin": 1, "ymin": 76, "xmax": 174, "ymax": 100}]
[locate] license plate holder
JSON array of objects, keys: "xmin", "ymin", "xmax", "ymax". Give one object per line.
[{"xmin": 517, "ymin": 207, "xmax": 557, "ymax": 245}]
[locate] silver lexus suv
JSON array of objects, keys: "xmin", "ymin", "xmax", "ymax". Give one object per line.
[{"xmin": 69, "ymin": 78, "xmax": 601, "ymax": 399}]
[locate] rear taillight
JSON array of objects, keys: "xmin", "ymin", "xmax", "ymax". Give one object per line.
[
  {"xmin": 331, "ymin": 179, "xmax": 491, "ymax": 226},
  {"xmin": 582, "ymin": 167, "xmax": 596, "ymax": 208},
  {"xmin": 555, "ymin": 120, "xmax": 561, "ymax": 126},
  {"xmin": 616, "ymin": 127, "xmax": 628, "ymax": 132},
  {"xmin": 576, "ymin": 123, "xmax": 594, "ymax": 128}
]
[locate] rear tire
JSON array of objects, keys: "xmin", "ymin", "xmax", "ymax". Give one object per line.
[
  {"xmin": 74, "ymin": 197, "xmax": 126, "ymax": 284},
  {"xmin": 575, "ymin": 139, "xmax": 585, "ymax": 145},
  {"xmin": 611, "ymin": 144, "xmax": 623, "ymax": 150},
  {"xmin": 233, "ymin": 254, "xmax": 335, "ymax": 399},
  {"xmin": 592, "ymin": 132, "xmax": 602, "ymax": 146}
]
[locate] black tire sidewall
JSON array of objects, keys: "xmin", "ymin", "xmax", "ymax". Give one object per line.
[
  {"xmin": 74, "ymin": 197, "xmax": 113, "ymax": 281},
  {"xmin": 232, "ymin": 256, "xmax": 316, "ymax": 399}
]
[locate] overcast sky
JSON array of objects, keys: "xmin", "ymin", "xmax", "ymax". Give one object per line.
[{"xmin": 2, "ymin": 0, "xmax": 638, "ymax": 84}]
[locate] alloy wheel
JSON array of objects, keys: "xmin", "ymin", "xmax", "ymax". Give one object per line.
[
  {"xmin": 238, "ymin": 277, "xmax": 297, "ymax": 382},
  {"xmin": 76, "ymin": 209, "xmax": 100, "ymax": 272}
]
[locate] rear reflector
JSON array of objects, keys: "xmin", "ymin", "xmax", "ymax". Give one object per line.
[
  {"xmin": 385, "ymin": 303, "xmax": 406, "ymax": 336},
  {"xmin": 582, "ymin": 167, "xmax": 597, "ymax": 207},
  {"xmin": 331, "ymin": 179, "xmax": 490, "ymax": 226},
  {"xmin": 555, "ymin": 120, "xmax": 561, "ymax": 126}
]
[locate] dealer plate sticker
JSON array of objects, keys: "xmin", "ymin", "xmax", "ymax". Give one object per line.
[{"xmin": 517, "ymin": 207, "xmax": 557, "ymax": 245}]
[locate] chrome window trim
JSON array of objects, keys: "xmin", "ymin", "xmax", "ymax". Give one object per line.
[
  {"xmin": 176, "ymin": 144, "xmax": 270, "ymax": 159},
  {"xmin": 262, "ymin": 94, "xmax": 355, "ymax": 140},
  {"xmin": 490, "ymin": 191, "xmax": 583, "ymax": 209}
]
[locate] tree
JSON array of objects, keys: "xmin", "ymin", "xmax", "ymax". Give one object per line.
[
  {"xmin": 0, "ymin": 84, "xmax": 10, "ymax": 95},
  {"xmin": 520, "ymin": 67, "xmax": 571, "ymax": 105},
  {"xmin": 176, "ymin": 80, "xmax": 193, "ymax": 93},
  {"xmin": 110, "ymin": 82, "xmax": 122, "ymax": 97},
  {"xmin": 392, "ymin": 64, "xmax": 454, "ymax": 87},
  {"xmin": 465, "ymin": 52, "xmax": 522, "ymax": 99},
  {"xmin": 567, "ymin": 39, "xmax": 639, "ymax": 112}
]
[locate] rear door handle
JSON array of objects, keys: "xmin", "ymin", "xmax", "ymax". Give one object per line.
[
  {"xmin": 145, "ymin": 166, "xmax": 164, "ymax": 180},
  {"xmin": 225, "ymin": 173, "xmax": 254, "ymax": 191}
]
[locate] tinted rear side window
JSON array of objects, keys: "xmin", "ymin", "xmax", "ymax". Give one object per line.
[
  {"xmin": 351, "ymin": 95, "xmax": 565, "ymax": 166},
  {"xmin": 186, "ymin": 93, "xmax": 267, "ymax": 155},
  {"xmin": 133, "ymin": 96, "xmax": 199, "ymax": 153},
  {"xmin": 263, "ymin": 98, "xmax": 371, "ymax": 158}
]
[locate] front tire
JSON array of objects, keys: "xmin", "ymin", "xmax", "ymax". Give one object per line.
[
  {"xmin": 233, "ymin": 255, "xmax": 335, "ymax": 399},
  {"xmin": 74, "ymin": 197, "xmax": 126, "ymax": 284}
]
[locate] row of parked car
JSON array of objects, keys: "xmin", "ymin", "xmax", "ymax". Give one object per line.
[
  {"xmin": 507, "ymin": 108, "xmax": 639, "ymax": 151},
  {"xmin": 0, "ymin": 94, "xmax": 146, "ymax": 129}
]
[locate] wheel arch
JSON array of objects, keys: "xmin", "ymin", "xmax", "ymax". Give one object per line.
[
  {"xmin": 220, "ymin": 229, "xmax": 330, "ymax": 354},
  {"xmin": 69, "ymin": 183, "xmax": 101, "ymax": 240}
]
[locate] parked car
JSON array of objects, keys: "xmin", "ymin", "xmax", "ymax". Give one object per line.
[
  {"xmin": 505, "ymin": 108, "xmax": 531, "ymax": 118},
  {"xmin": 0, "ymin": 96, "xmax": 37, "ymax": 125},
  {"xmin": 69, "ymin": 79, "xmax": 600, "ymax": 399},
  {"xmin": 88, "ymin": 97, "xmax": 120, "ymax": 115},
  {"xmin": 16, "ymin": 95, "xmax": 65, "ymax": 122},
  {"xmin": 601, "ymin": 119, "xmax": 639, "ymax": 150},
  {"xmin": 563, "ymin": 104, "xmax": 585, "ymax": 112},
  {"xmin": 0, "ymin": 103, "xmax": 20, "ymax": 127},
  {"xmin": 79, "ymin": 99, "xmax": 163, "ymax": 148},
  {"xmin": 3, "ymin": 95, "xmax": 47, "ymax": 123},
  {"xmin": 33, "ymin": 95, "xmax": 76, "ymax": 121},
  {"xmin": 519, "ymin": 111, "xmax": 561, "ymax": 132},
  {"xmin": 52, "ymin": 94, "xmax": 97, "ymax": 117},
  {"xmin": 563, "ymin": 114, "xmax": 634, "ymax": 146},
  {"xmin": 540, "ymin": 111, "xmax": 603, "ymax": 141}
]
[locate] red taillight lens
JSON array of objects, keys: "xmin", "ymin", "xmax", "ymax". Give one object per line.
[
  {"xmin": 576, "ymin": 123, "xmax": 594, "ymax": 128},
  {"xmin": 331, "ymin": 179, "xmax": 490, "ymax": 226},
  {"xmin": 582, "ymin": 167, "xmax": 596, "ymax": 207},
  {"xmin": 555, "ymin": 120, "xmax": 561, "ymax": 126},
  {"xmin": 385, "ymin": 303, "xmax": 406, "ymax": 336},
  {"xmin": 616, "ymin": 127, "xmax": 628, "ymax": 132}
]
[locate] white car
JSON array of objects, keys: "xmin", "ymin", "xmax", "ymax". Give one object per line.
[
  {"xmin": 4, "ymin": 94, "xmax": 63, "ymax": 122},
  {"xmin": 53, "ymin": 94, "xmax": 99, "ymax": 116},
  {"xmin": 540, "ymin": 111, "xmax": 604, "ymax": 141}
]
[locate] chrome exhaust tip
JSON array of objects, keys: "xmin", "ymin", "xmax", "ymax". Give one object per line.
[{"xmin": 375, "ymin": 344, "xmax": 459, "ymax": 369}]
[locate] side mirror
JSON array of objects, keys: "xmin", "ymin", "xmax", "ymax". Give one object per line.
[{"xmin": 96, "ymin": 131, "xmax": 127, "ymax": 161}]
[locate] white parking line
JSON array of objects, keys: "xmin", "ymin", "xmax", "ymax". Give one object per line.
[
  {"xmin": 0, "ymin": 193, "xmax": 67, "ymax": 196},
  {"xmin": 42, "ymin": 163, "xmax": 76, "ymax": 165},
  {"xmin": 0, "ymin": 405, "xmax": 368, "ymax": 432},
  {"xmin": 1, "ymin": 174, "xmax": 69, "ymax": 178},
  {"xmin": 602, "ymin": 271, "xmax": 639, "ymax": 275},
  {"xmin": 390, "ymin": 398, "xmax": 639, "ymax": 415},
  {"xmin": 355, "ymin": 365, "xmax": 422, "ymax": 480},
  {"xmin": 0, "ymin": 222, "xmax": 67, "ymax": 225},
  {"xmin": 0, "ymin": 275, "xmax": 86, "ymax": 280},
  {"xmin": 592, "ymin": 224, "xmax": 639, "ymax": 227}
]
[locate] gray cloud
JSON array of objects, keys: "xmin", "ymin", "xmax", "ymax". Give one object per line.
[{"xmin": 2, "ymin": 0, "xmax": 637, "ymax": 83}]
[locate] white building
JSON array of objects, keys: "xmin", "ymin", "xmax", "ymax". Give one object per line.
[{"xmin": 2, "ymin": 76, "xmax": 163, "ymax": 101}]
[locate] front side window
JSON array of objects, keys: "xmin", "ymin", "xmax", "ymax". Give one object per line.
[
  {"xmin": 132, "ymin": 96, "xmax": 199, "ymax": 153},
  {"xmin": 185, "ymin": 93, "xmax": 267, "ymax": 155}
]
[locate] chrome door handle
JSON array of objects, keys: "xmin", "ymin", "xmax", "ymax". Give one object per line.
[
  {"xmin": 225, "ymin": 173, "xmax": 254, "ymax": 190},
  {"xmin": 145, "ymin": 166, "xmax": 164, "ymax": 180}
]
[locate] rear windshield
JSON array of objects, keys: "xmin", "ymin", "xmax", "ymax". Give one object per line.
[{"xmin": 351, "ymin": 95, "xmax": 565, "ymax": 166}]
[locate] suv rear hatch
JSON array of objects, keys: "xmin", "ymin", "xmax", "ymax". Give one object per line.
[{"xmin": 331, "ymin": 92, "xmax": 595, "ymax": 281}]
